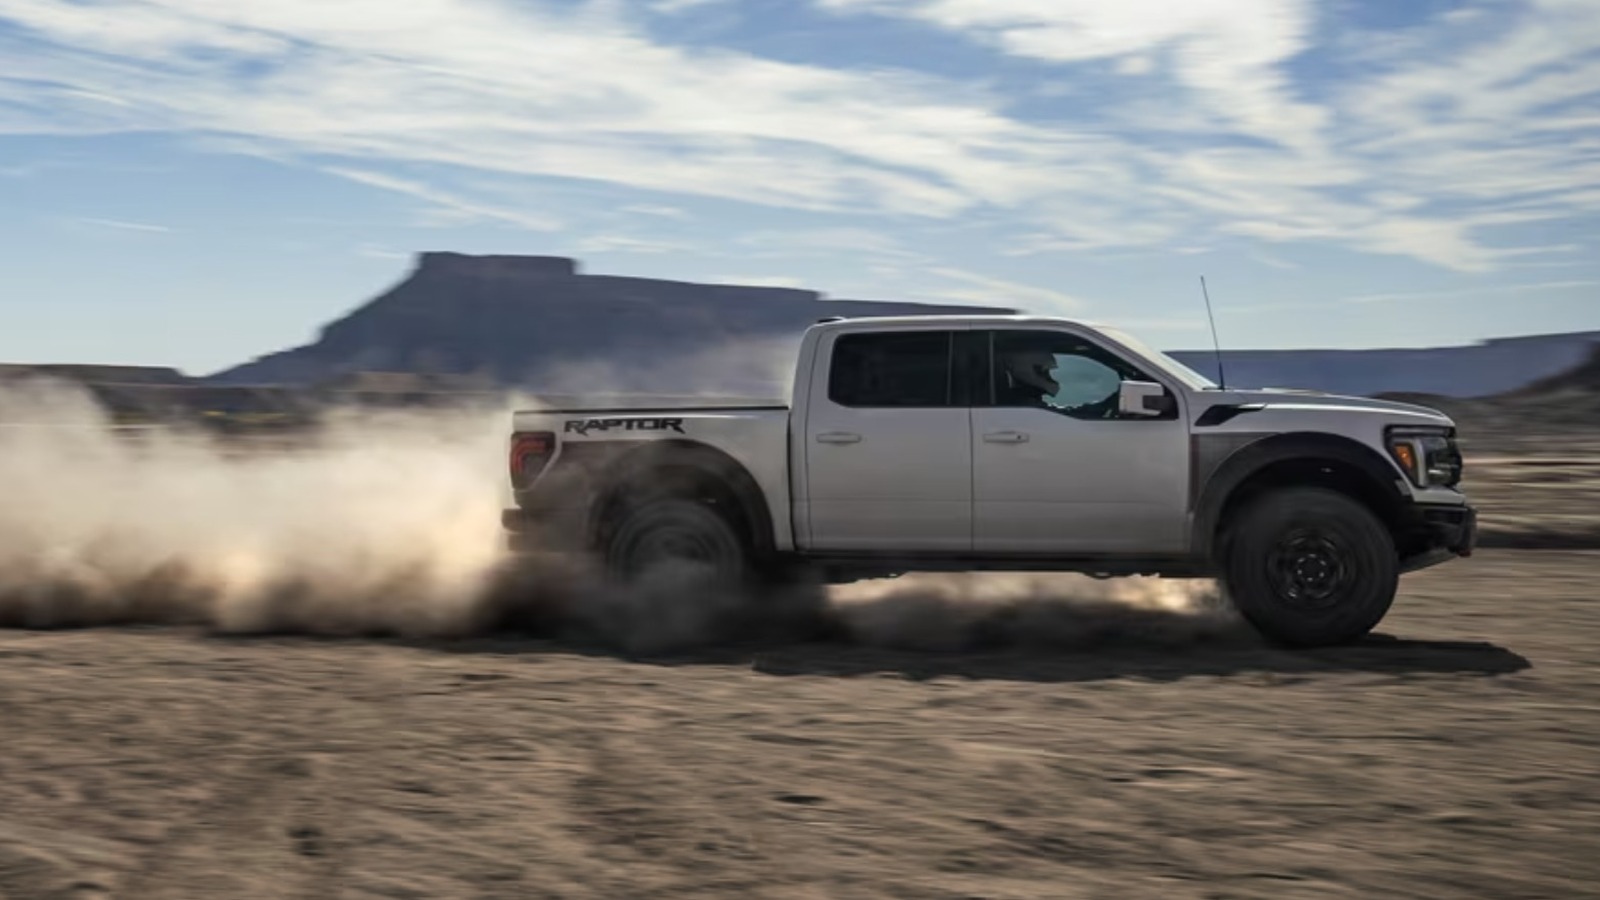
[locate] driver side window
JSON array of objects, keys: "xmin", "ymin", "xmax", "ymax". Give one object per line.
[{"xmin": 987, "ymin": 329, "xmax": 1160, "ymax": 420}]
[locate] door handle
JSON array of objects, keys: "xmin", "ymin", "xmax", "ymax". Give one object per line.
[
  {"xmin": 983, "ymin": 430, "xmax": 1029, "ymax": 444},
  {"xmin": 816, "ymin": 432, "xmax": 862, "ymax": 445}
]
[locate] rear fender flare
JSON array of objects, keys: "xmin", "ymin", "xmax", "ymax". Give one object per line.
[{"xmin": 591, "ymin": 439, "xmax": 777, "ymax": 557}]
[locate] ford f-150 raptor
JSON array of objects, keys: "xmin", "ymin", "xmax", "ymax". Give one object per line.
[{"xmin": 502, "ymin": 315, "xmax": 1476, "ymax": 647}]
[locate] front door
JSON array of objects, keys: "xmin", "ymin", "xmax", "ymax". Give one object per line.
[
  {"xmin": 802, "ymin": 328, "xmax": 973, "ymax": 552},
  {"xmin": 971, "ymin": 328, "xmax": 1190, "ymax": 554}
]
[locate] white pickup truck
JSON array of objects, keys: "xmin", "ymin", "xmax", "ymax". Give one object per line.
[{"xmin": 503, "ymin": 315, "xmax": 1476, "ymax": 647}]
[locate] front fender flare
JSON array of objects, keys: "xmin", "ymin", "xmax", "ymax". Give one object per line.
[{"xmin": 1190, "ymin": 432, "xmax": 1409, "ymax": 560}]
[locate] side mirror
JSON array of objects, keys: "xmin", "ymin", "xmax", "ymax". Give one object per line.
[{"xmin": 1119, "ymin": 380, "xmax": 1175, "ymax": 418}]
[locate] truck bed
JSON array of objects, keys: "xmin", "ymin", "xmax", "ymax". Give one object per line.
[{"xmin": 510, "ymin": 401, "xmax": 797, "ymax": 551}]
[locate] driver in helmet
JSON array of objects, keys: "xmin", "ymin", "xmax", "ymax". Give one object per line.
[
  {"xmin": 1002, "ymin": 348, "xmax": 1065, "ymax": 409},
  {"xmin": 1001, "ymin": 346, "xmax": 1122, "ymax": 418}
]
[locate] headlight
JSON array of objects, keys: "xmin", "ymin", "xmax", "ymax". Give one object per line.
[{"xmin": 1386, "ymin": 426, "xmax": 1462, "ymax": 488}]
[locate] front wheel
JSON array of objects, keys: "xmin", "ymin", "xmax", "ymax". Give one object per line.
[{"xmin": 1222, "ymin": 487, "xmax": 1399, "ymax": 647}]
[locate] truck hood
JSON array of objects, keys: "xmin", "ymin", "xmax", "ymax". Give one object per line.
[{"xmin": 1202, "ymin": 387, "xmax": 1455, "ymax": 428}]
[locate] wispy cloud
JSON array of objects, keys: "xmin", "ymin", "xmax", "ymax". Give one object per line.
[
  {"xmin": 1249, "ymin": 250, "xmax": 1300, "ymax": 271},
  {"xmin": 0, "ymin": 0, "xmax": 1595, "ymax": 274},
  {"xmin": 573, "ymin": 234, "xmax": 695, "ymax": 254},
  {"xmin": 818, "ymin": 0, "xmax": 1324, "ymax": 151},
  {"xmin": 324, "ymin": 167, "xmax": 561, "ymax": 232},
  {"xmin": 817, "ymin": 0, "xmax": 1600, "ymax": 272},
  {"xmin": 0, "ymin": 0, "xmax": 1056, "ymax": 218},
  {"xmin": 733, "ymin": 228, "xmax": 925, "ymax": 263},
  {"xmin": 621, "ymin": 204, "xmax": 692, "ymax": 221},
  {"xmin": 354, "ymin": 242, "xmax": 409, "ymax": 260},
  {"xmin": 1344, "ymin": 279, "xmax": 1600, "ymax": 305},
  {"xmin": 1108, "ymin": 316, "xmax": 1210, "ymax": 334},
  {"xmin": 711, "ymin": 274, "xmax": 806, "ymax": 289},
  {"xmin": 1207, "ymin": 277, "xmax": 1600, "ymax": 316},
  {"xmin": 650, "ymin": 0, "xmax": 736, "ymax": 13},
  {"xmin": 73, "ymin": 217, "xmax": 172, "ymax": 234},
  {"xmin": 923, "ymin": 266, "xmax": 1086, "ymax": 313}
]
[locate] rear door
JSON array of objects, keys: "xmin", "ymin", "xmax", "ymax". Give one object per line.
[
  {"xmin": 801, "ymin": 327, "xmax": 975, "ymax": 552},
  {"xmin": 971, "ymin": 327, "xmax": 1190, "ymax": 554}
]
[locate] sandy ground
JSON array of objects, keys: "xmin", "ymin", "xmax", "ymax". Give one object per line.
[
  {"xmin": 2, "ymin": 550, "xmax": 1597, "ymax": 899},
  {"xmin": 1465, "ymin": 455, "xmax": 1600, "ymax": 548}
]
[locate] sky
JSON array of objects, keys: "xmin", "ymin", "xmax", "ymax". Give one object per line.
[{"xmin": 1, "ymin": 0, "xmax": 1598, "ymax": 376}]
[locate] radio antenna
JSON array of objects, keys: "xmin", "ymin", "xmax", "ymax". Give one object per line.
[{"xmin": 1200, "ymin": 276, "xmax": 1228, "ymax": 390}]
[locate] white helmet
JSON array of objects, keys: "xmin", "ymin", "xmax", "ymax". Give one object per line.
[{"xmin": 1004, "ymin": 348, "xmax": 1060, "ymax": 397}]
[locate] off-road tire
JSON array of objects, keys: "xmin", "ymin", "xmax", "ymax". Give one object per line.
[
  {"xmin": 604, "ymin": 498, "xmax": 751, "ymax": 589},
  {"xmin": 1223, "ymin": 486, "xmax": 1399, "ymax": 647}
]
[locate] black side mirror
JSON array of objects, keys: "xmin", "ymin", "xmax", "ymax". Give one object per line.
[{"xmin": 1118, "ymin": 381, "xmax": 1175, "ymax": 418}]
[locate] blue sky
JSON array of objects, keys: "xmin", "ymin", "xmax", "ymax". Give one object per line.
[{"xmin": 2, "ymin": 0, "xmax": 1598, "ymax": 375}]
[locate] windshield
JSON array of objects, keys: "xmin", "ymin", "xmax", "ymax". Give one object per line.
[{"xmin": 1096, "ymin": 326, "xmax": 1220, "ymax": 391}]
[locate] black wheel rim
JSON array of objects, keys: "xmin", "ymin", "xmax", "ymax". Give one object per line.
[
  {"xmin": 631, "ymin": 529, "xmax": 719, "ymax": 570},
  {"xmin": 1265, "ymin": 526, "xmax": 1352, "ymax": 610},
  {"xmin": 616, "ymin": 511, "xmax": 738, "ymax": 581}
]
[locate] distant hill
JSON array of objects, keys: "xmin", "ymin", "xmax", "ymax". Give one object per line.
[
  {"xmin": 1170, "ymin": 331, "xmax": 1600, "ymax": 399},
  {"xmin": 0, "ymin": 364, "xmax": 189, "ymax": 386},
  {"xmin": 1372, "ymin": 344, "xmax": 1600, "ymax": 454},
  {"xmin": 212, "ymin": 253, "xmax": 1012, "ymax": 394},
  {"xmin": 1508, "ymin": 343, "xmax": 1600, "ymax": 396}
]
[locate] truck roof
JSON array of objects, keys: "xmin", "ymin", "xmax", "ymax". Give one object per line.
[{"xmin": 812, "ymin": 313, "xmax": 1103, "ymax": 331}]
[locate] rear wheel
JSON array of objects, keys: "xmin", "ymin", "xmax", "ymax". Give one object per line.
[
  {"xmin": 604, "ymin": 498, "xmax": 750, "ymax": 589},
  {"xmin": 1223, "ymin": 487, "xmax": 1398, "ymax": 647}
]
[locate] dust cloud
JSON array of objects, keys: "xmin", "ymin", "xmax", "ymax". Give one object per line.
[
  {"xmin": 0, "ymin": 380, "xmax": 1239, "ymax": 653},
  {"xmin": 830, "ymin": 574, "xmax": 1239, "ymax": 652},
  {"xmin": 0, "ymin": 380, "xmax": 512, "ymax": 636}
]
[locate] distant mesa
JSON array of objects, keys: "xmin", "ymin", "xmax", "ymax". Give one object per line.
[
  {"xmin": 210, "ymin": 252, "xmax": 1010, "ymax": 393},
  {"xmin": 415, "ymin": 251, "xmax": 578, "ymax": 280}
]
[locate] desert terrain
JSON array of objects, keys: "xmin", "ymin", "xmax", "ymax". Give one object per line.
[
  {"xmin": 1, "ymin": 550, "xmax": 1598, "ymax": 899},
  {"xmin": 3, "ymin": 371, "xmax": 1599, "ymax": 899}
]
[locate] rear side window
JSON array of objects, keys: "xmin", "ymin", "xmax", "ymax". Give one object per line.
[{"xmin": 828, "ymin": 331, "xmax": 954, "ymax": 407}]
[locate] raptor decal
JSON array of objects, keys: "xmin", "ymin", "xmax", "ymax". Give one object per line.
[{"xmin": 563, "ymin": 417, "xmax": 686, "ymax": 437}]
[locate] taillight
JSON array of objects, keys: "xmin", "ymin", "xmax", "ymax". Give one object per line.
[{"xmin": 509, "ymin": 431, "xmax": 555, "ymax": 489}]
